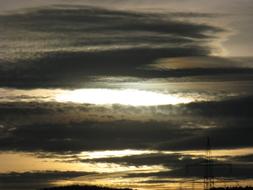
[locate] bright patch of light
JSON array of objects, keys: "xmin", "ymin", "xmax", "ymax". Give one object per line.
[
  {"xmin": 55, "ymin": 89, "xmax": 193, "ymax": 106},
  {"xmin": 79, "ymin": 150, "xmax": 158, "ymax": 159}
]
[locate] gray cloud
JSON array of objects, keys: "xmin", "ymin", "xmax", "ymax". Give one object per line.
[
  {"xmin": 0, "ymin": 5, "xmax": 230, "ymax": 88},
  {"xmin": 0, "ymin": 171, "xmax": 94, "ymax": 190},
  {"xmin": 230, "ymin": 154, "xmax": 253, "ymax": 163},
  {"xmin": 0, "ymin": 96, "xmax": 253, "ymax": 185},
  {"xmin": 77, "ymin": 152, "xmax": 203, "ymax": 169},
  {"xmin": 1, "ymin": 5, "xmax": 222, "ymax": 36},
  {"xmin": 0, "ymin": 2, "xmax": 253, "ymax": 189},
  {"xmin": 127, "ymin": 164, "xmax": 253, "ymax": 180},
  {"xmin": 0, "ymin": 95, "xmax": 253, "ymax": 153},
  {"xmin": 157, "ymin": 121, "xmax": 253, "ymax": 151},
  {"xmin": 185, "ymin": 96, "xmax": 253, "ymax": 118},
  {"xmin": 0, "ymin": 120, "xmax": 199, "ymax": 152},
  {"xmin": 80, "ymin": 152, "xmax": 253, "ymax": 179}
]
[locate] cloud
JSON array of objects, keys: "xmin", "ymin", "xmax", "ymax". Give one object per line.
[
  {"xmin": 2, "ymin": 5, "xmax": 222, "ymax": 36},
  {"xmin": 230, "ymin": 154, "xmax": 253, "ymax": 163},
  {"xmin": 87, "ymin": 152, "xmax": 253, "ymax": 180},
  {"xmin": 0, "ymin": 96, "xmax": 253, "ymax": 184},
  {"xmin": 0, "ymin": 5, "xmax": 229, "ymax": 88},
  {"xmin": 127, "ymin": 164, "xmax": 253, "ymax": 179},
  {"xmin": 185, "ymin": 96, "xmax": 253, "ymax": 117},
  {"xmin": 0, "ymin": 120, "xmax": 199, "ymax": 152},
  {"xmin": 157, "ymin": 121, "xmax": 253, "ymax": 151},
  {"xmin": 148, "ymin": 56, "xmax": 253, "ymax": 70},
  {"xmin": 77, "ymin": 152, "xmax": 204, "ymax": 169},
  {"xmin": 0, "ymin": 171, "xmax": 94, "ymax": 190},
  {"xmin": 0, "ymin": 95, "xmax": 253, "ymax": 153}
]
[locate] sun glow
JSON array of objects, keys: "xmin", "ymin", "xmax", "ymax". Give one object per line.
[
  {"xmin": 78, "ymin": 150, "xmax": 157, "ymax": 159},
  {"xmin": 55, "ymin": 89, "xmax": 193, "ymax": 106}
]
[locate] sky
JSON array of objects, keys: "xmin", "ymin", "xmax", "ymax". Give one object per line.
[{"xmin": 0, "ymin": 0, "xmax": 253, "ymax": 190}]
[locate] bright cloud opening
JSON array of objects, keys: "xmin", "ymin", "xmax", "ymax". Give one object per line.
[{"xmin": 55, "ymin": 89, "xmax": 193, "ymax": 106}]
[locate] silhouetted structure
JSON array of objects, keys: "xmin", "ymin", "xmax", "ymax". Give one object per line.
[
  {"xmin": 204, "ymin": 137, "xmax": 214, "ymax": 190},
  {"xmin": 211, "ymin": 187, "xmax": 253, "ymax": 190},
  {"xmin": 186, "ymin": 137, "xmax": 232, "ymax": 190}
]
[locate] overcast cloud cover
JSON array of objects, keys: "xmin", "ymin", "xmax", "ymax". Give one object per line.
[{"xmin": 0, "ymin": 1, "xmax": 253, "ymax": 190}]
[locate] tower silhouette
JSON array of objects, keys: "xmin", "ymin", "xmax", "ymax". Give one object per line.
[
  {"xmin": 185, "ymin": 137, "xmax": 232, "ymax": 190},
  {"xmin": 204, "ymin": 137, "xmax": 214, "ymax": 190}
]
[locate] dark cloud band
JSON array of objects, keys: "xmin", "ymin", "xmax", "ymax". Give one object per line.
[{"xmin": 0, "ymin": 5, "xmax": 228, "ymax": 88}]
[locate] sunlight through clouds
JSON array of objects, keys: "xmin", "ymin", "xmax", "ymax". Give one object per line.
[
  {"xmin": 79, "ymin": 150, "xmax": 158, "ymax": 159},
  {"xmin": 1, "ymin": 1, "xmax": 253, "ymax": 189},
  {"xmin": 55, "ymin": 89, "xmax": 193, "ymax": 106}
]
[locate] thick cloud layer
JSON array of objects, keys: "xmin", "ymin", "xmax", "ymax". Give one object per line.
[
  {"xmin": 0, "ymin": 96, "xmax": 252, "ymax": 153},
  {"xmin": 0, "ymin": 3, "xmax": 253, "ymax": 189},
  {"xmin": 0, "ymin": 5, "xmax": 234, "ymax": 88}
]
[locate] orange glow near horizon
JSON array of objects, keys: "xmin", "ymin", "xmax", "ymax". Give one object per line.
[{"xmin": 1, "ymin": 149, "xmax": 253, "ymax": 189}]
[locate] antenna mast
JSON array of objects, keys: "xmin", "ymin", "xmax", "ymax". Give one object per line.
[{"xmin": 204, "ymin": 137, "xmax": 214, "ymax": 190}]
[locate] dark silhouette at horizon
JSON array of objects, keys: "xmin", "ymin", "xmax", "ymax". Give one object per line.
[{"xmin": 211, "ymin": 186, "xmax": 253, "ymax": 190}]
